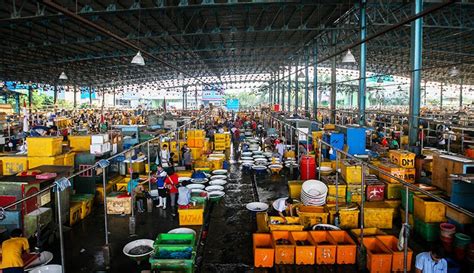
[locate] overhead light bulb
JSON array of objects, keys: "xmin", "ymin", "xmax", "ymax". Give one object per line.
[
  {"xmin": 449, "ymin": 66, "xmax": 460, "ymax": 77},
  {"xmin": 342, "ymin": 50, "xmax": 356, "ymax": 63},
  {"xmin": 131, "ymin": 51, "xmax": 145, "ymax": 66},
  {"xmin": 59, "ymin": 71, "xmax": 68, "ymax": 80}
]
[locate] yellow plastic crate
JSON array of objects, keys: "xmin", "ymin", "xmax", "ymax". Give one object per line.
[
  {"xmin": 413, "ymin": 195, "xmax": 447, "ymax": 223},
  {"xmin": 27, "ymin": 137, "xmax": 63, "ymax": 157},
  {"xmin": 379, "ymin": 162, "xmax": 415, "ymax": 183},
  {"xmin": 177, "ymin": 170, "xmax": 193, "ymax": 177},
  {"xmin": 1, "ymin": 156, "xmax": 29, "ymax": 175},
  {"xmin": 324, "ymin": 124, "xmax": 336, "ymax": 130},
  {"xmin": 268, "ymin": 217, "xmax": 304, "ymax": 231},
  {"xmin": 288, "ymin": 180, "xmax": 304, "ymax": 199},
  {"xmin": 69, "ymin": 202, "xmax": 82, "ymax": 226},
  {"xmin": 363, "ymin": 202, "xmax": 395, "ymax": 229},
  {"xmin": 384, "ymin": 182, "xmax": 403, "ymax": 200},
  {"xmin": 326, "ymin": 204, "xmax": 360, "ymax": 229},
  {"xmin": 63, "ymin": 152, "xmax": 75, "ymax": 167},
  {"xmin": 297, "ymin": 206, "xmax": 329, "ymax": 228},
  {"xmin": 389, "ymin": 150, "xmax": 415, "ymax": 169},
  {"xmin": 400, "ymin": 208, "xmax": 414, "ymax": 227},
  {"xmin": 178, "ymin": 207, "xmax": 204, "ymax": 226},
  {"xmin": 28, "ymin": 154, "xmax": 64, "ymax": 169},
  {"xmin": 190, "ymin": 147, "xmax": 203, "ymax": 160},
  {"xmin": 340, "ymin": 161, "xmax": 362, "ymax": 184},
  {"xmin": 312, "ymin": 131, "xmax": 323, "ymax": 142},
  {"xmin": 214, "ymin": 133, "xmax": 226, "ymax": 142},
  {"xmin": 68, "ymin": 135, "xmax": 91, "ymax": 152},
  {"xmin": 214, "ymin": 143, "xmax": 226, "ymax": 151},
  {"xmin": 95, "ymin": 183, "xmax": 113, "ymax": 204}
]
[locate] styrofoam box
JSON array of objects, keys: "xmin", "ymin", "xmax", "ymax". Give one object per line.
[
  {"xmin": 111, "ymin": 143, "xmax": 118, "ymax": 155},
  {"xmin": 91, "ymin": 134, "xmax": 109, "ymax": 144},
  {"xmin": 90, "ymin": 143, "xmax": 110, "ymax": 154}
]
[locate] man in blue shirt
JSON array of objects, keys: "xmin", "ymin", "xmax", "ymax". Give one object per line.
[{"xmin": 415, "ymin": 245, "xmax": 447, "ymax": 273}]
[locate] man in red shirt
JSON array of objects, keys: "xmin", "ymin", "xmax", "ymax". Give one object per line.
[{"xmin": 165, "ymin": 169, "xmax": 179, "ymax": 216}]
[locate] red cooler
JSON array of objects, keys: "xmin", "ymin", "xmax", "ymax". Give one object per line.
[
  {"xmin": 273, "ymin": 104, "xmax": 280, "ymax": 112},
  {"xmin": 300, "ymin": 156, "xmax": 316, "ymax": 180}
]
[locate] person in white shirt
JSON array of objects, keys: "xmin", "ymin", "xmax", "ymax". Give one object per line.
[
  {"xmin": 415, "ymin": 245, "xmax": 447, "ymax": 273},
  {"xmin": 275, "ymin": 140, "xmax": 285, "ymax": 161},
  {"xmin": 158, "ymin": 144, "xmax": 171, "ymax": 167},
  {"xmin": 271, "ymin": 197, "xmax": 294, "ymax": 223}
]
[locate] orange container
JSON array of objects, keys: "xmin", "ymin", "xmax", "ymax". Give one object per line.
[
  {"xmin": 309, "ymin": 231, "xmax": 337, "ymax": 264},
  {"xmin": 271, "ymin": 231, "xmax": 295, "ymax": 264},
  {"xmin": 376, "ymin": 235, "xmax": 413, "ymax": 272},
  {"xmin": 187, "ymin": 139, "xmax": 195, "ymax": 147},
  {"xmin": 362, "ymin": 237, "xmax": 393, "ymax": 273},
  {"xmin": 253, "ymin": 233, "xmax": 274, "ymax": 268},
  {"xmin": 289, "ymin": 231, "xmax": 316, "ymax": 265},
  {"xmin": 328, "ymin": 231, "xmax": 357, "ymax": 264}
]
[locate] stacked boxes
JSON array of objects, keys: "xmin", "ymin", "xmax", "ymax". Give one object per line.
[
  {"xmin": 90, "ymin": 134, "xmax": 111, "ymax": 154},
  {"xmin": 27, "ymin": 137, "xmax": 73, "ymax": 169},
  {"xmin": 187, "ymin": 130, "xmax": 205, "ymax": 148},
  {"xmin": 0, "ymin": 155, "xmax": 29, "ymax": 175},
  {"xmin": 68, "ymin": 135, "xmax": 91, "ymax": 152},
  {"xmin": 214, "ymin": 133, "xmax": 226, "ymax": 151}
]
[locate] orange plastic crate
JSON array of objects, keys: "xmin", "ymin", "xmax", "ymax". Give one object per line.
[
  {"xmin": 362, "ymin": 237, "xmax": 393, "ymax": 273},
  {"xmin": 271, "ymin": 231, "xmax": 295, "ymax": 265},
  {"xmin": 289, "ymin": 231, "xmax": 316, "ymax": 265},
  {"xmin": 253, "ymin": 233, "xmax": 274, "ymax": 268},
  {"xmin": 328, "ymin": 231, "xmax": 357, "ymax": 265},
  {"xmin": 309, "ymin": 231, "xmax": 337, "ymax": 265},
  {"xmin": 376, "ymin": 235, "xmax": 413, "ymax": 272}
]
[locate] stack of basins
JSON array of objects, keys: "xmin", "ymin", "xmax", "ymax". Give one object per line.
[{"xmin": 301, "ymin": 180, "xmax": 328, "ymax": 206}]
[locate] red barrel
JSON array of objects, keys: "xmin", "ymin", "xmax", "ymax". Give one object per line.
[{"xmin": 300, "ymin": 156, "xmax": 316, "ymax": 180}]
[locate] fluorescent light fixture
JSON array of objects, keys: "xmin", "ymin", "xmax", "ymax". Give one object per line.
[
  {"xmin": 342, "ymin": 50, "xmax": 356, "ymax": 63},
  {"xmin": 59, "ymin": 71, "xmax": 68, "ymax": 80},
  {"xmin": 131, "ymin": 51, "xmax": 145, "ymax": 66}
]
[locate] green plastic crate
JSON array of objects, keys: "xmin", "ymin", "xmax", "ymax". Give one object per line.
[
  {"xmin": 150, "ymin": 246, "xmax": 195, "ymax": 273},
  {"xmin": 400, "ymin": 189, "xmax": 416, "ymax": 213},
  {"xmin": 414, "ymin": 217, "xmax": 440, "ymax": 242},
  {"xmin": 154, "ymin": 233, "xmax": 196, "ymax": 248}
]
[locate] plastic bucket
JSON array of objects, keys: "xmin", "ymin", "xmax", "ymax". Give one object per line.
[
  {"xmin": 454, "ymin": 233, "xmax": 471, "ymax": 247},
  {"xmin": 440, "ymin": 223, "xmax": 456, "ymax": 238}
]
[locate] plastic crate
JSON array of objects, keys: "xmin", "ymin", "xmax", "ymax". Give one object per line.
[
  {"xmin": 150, "ymin": 246, "xmax": 195, "ymax": 273},
  {"xmin": 296, "ymin": 206, "xmax": 329, "ymax": 228},
  {"xmin": 363, "ymin": 202, "xmax": 395, "ymax": 229},
  {"xmin": 68, "ymin": 135, "xmax": 91, "ymax": 152},
  {"xmin": 178, "ymin": 207, "xmax": 204, "ymax": 226},
  {"xmin": 413, "ymin": 195, "xmax": 447, "ymax": 223},
  {"xmin": 414, "ymin": 217, "xmax": 440, "ymax": 242},
  {"xmin": 271, "ymin": 231, "xmax": 295, "ymax": 264},
  {"xmin": 309, "ymin": 231, "xmax": 337, "ymax": 265},
  {"xmin": 340, "ymin": 161, "xmax": 362, "ymax": 184},
  {"xmin": 253, "ymin": 233, "xmax": 274, "ymax": 268},
  {"xmin": 328, "ymin": 230, "xmax": 357, "ymax": 265},
  {"xmin": 290, "ymin": 231, "xmax": 316, "ymax": 265},
  {"xmin": 363, "ymin": 237, "xmax": 393, "ymax": 273},
  {"xmin": 268, "ymin": 216, "xmax": 304, "ymax": 231},
  {"xmin": 288, "ymin": 180, "xmax": 304, "ymax": 200},
  {"xmin": 27, "ymin": 136, "xmax": 63, "ymax": 157},
  {"xmin": 388, "ymin": 150, "xmax": 416, "ymax": 169},
  {"xmin": 326, "ymin": 204, "xmax": 359, "ymax": 229},
  {"xmin": 154, "ymin": 233, "xmax": 196, "ymax": 248},
  {"xmin": 376, "ymin": 235, "xmax": 413, "ymax": 272}
]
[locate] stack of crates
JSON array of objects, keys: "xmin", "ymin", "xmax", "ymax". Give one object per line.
[
  {"xmin": 413, "ymin": 195, "xmax": 446, "ymax": 242},
  {"xmin": 214, "ymin": 133, "xmax": 226, "ymax": 151},
  {"xmin": 0, "ymin": 155, "xmax": 29, "ymax": 175},
  {"xmin": 27, "ymin": 137, "xmax": 74, "ymax": 169},
  {"xmin": 187, "ymin": 130, "xmax": 205, "ymax": 148},
  {"xmin": 381, "ymin": 150, "xmax": 416, "ymax": 201},
  {"xmin": 150, "ymin": 233, "xmax": 196, "ymax": 273}
]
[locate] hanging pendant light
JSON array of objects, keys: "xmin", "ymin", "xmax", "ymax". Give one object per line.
[
  {"xmin": 342, "ymin": 50, "xmax": 356, "ymax": 63},
  {"xmin": 59, "ymin": 71, "xmax": 68, "ymax": 80},
  {"xmin": 131, "ymin": 51, "xmax": 145, "ymax": 66},
  {"xmin": 448, "ymin": 66, "xmax": 459, "ymax": 77}
]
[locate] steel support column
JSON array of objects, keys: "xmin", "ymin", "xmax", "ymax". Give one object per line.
[
  {"xmin": 330, "ymin": 31, "xmax": 337, "ymax": 123},
  {"xmin": 313, "ymin": 44, "xmax": 318, "ymax": 120},
  {"xmin": 89, "ymin": 86, "xmax": 93, "ymax": 107},
  {"xmin": 459, "ymin": 78, "xmax": 464, "ymax": 109},
  {"xmin": 28, "ymin": 85, "xmax": 33, "ymax": 115},
  {"xmin": 440, "ymin": 82, "xmax": 444, "ymax": 111},
  {"xmin": 295, "ymin": 58, "xmax": 299, "ymax": 115},
  {"xmin": 287, "ymin": 63, "xmax": 291, "ymax": 112},
  {"xmin": 53, "ymin": 85, "xmax": 58, "ymax": 105},
  {"xmin": 182, "ymin": 87, "xmax": 186, "ymax": 110},
  {"xmin": 269, "ymin": 74, "xmax": 273, "ymax": 105},
  {"xmin": 73, "ymin": 85, "xmax": 77, "ymax": 108},
  {"xmin": 358, "ymin": 0, "xmax": 367, "ymax": 126},
  {"xmin": 277, "ymin": 70, "xmax": 280, "ymax": 105},
  {"xmin": 408, "ymin": 0, "xmax": 423, "ymax": 153},
  {"xmin": 305, "ymin": 48, "xmax": 309, "ymax": 117},
  {"xmin": 282, "ymin": 68, "xmax": 285, "ymax": 111}
]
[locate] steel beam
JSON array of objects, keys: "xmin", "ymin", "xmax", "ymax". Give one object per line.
[
  {"xmin": 294, "ymin": 58, "xmax": 299, "ymax": 115},
  {"xmin": 304, "ymin": 48, "xmax": 309, "ymax": 116},
  {"xmin": 282, "ymin": 68, "xmax": 285, "ymax": 111},
  {"xmin": 330, "ymin": 31, "xmax": 337, "ymax": 124},
  {"xmin": 358, "ymin": 0, "xmax": 367, "ymax": 126},
  {"xmin": 313, "ymin": 43, "xmax": 318, "ymax": 119},
  {"xmin": 408, "ymin": 0, "xmax": 423, "ymax": 153},
  {"xmin": 287, "ymin": 63, "xmax": 291, "ymax": 112},
  {"xmin": 277, "ymin": 70, "xmax": 280, "ymax": 105}
]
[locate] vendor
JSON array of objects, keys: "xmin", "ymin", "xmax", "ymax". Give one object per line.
[
  {"xmin": 271, "ymin": 197, "xmax": 294, "ymax": 223},
  {"xmin": 29, "ymin": 125, "xmax": 57, "ymax": 137},
  {"xmin": 177, "ymin": 183, "xmax": 192, "ymax": 209},
  {"xmin": 415, "ymin": 245, "xmax": 447, "ymax": 273},
  {"xmin": 0, "ymin": 228, "xmax": 30, "ymax": 273},
  {"xmin": 127, "ymin": 173, "xmax": 145, "ymax": 213},
  {"xmin": 154, "ymin": 166, "xmax": 168, "ymax": 209}
]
